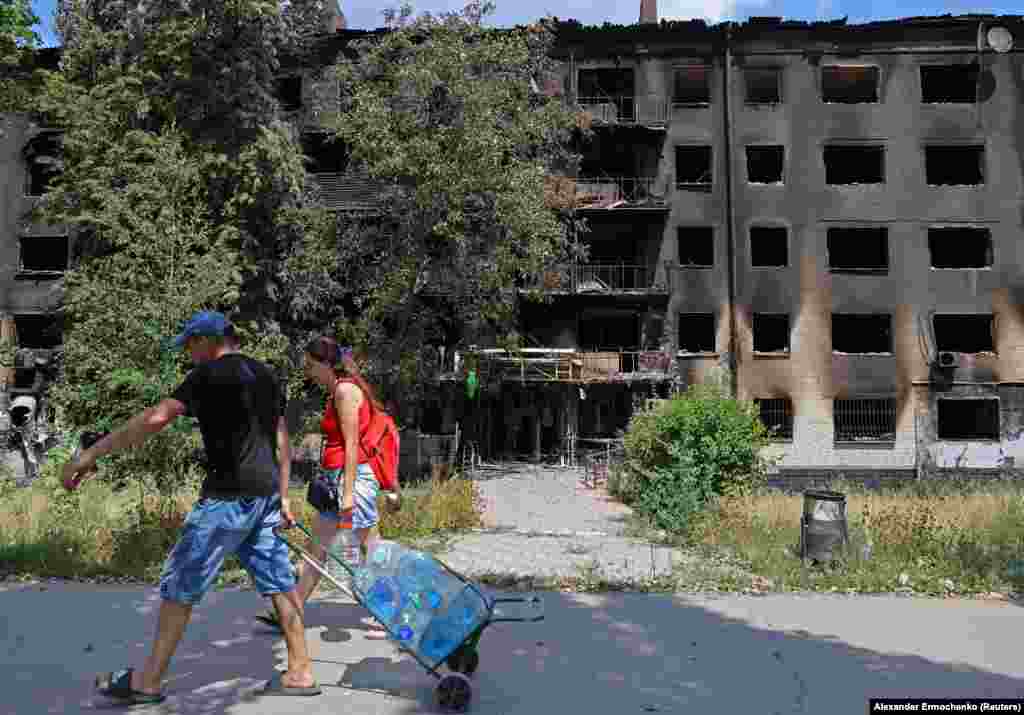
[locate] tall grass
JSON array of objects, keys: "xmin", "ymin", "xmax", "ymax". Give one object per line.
[
  {"xmin": 688, "ymin": 479, "xmax": 1024, "ymax": 595},
  {"xmin": 0, "ymin": 472, "xmax": 484, "ymax": 583}
]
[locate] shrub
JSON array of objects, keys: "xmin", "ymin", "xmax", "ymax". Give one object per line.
[{"xmin": 621, "ymin": 383, "xmax": 774, "ymax": 535}]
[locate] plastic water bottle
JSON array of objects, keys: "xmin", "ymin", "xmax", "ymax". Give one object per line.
[
  {"xmin": 445, "ymin": 586, "xmax": 489, "ymax": 642},
  {"xmin": 419, "ymin": 613, "xmax": 461, "ymax": 666},
  {"xmin": 392, "ymin": 605, "xmax": 431, "ymax": 649},
  {"xmin": 352, "ymin": 566, "xmax": 374, "ymax": 596},
  {"xmin": 368, "ymin": 541, "xmax": 402, "ymax": 572},
  {"xmin": 366, "ymin": 575, "xmax": 401, "ymax": 622},
  {"xmin": 396, "ymin": 551, "xmax": 445, "ymax": 612}
]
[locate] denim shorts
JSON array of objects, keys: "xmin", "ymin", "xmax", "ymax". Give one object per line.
[
  {"xmin": 319, "ymin": 463, "xmax": 379, "ymax": 530},
  {"xmin": 159, "ymin": 494, "xmax": 296, "ymax": 605}
]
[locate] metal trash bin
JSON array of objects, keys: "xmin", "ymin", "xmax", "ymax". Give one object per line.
[{"xmin": 799, "ymin": 490, "xmax": 849, "ymax": 563}]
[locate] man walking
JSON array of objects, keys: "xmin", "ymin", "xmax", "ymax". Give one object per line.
[{"xmin": 62, "ymin": 311, "xmax": 320, "ymax": 703}]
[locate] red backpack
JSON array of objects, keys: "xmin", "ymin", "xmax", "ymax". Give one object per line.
[{"xmin": 334, "ymin": 378, "xmax": 400, "ymax": 492}]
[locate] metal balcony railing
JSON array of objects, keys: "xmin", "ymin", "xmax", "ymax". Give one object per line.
[
  {"xmin": 577, "ymin": 95, "xmax": 671, "ymax": 126},
  {"xmin": 456, "ymin": 348, "xmax": 675, "ymax": 384},
  {"xmin": 310, "ymin": 171, "xmax": 381, "ymax": 212},
  {"xmin": 532, "ymin": 264, "xmax": 668, "ymax": 294},
  {"xmin": 572, "ymin": 176, "xmax": 667, "ymax": 209}
]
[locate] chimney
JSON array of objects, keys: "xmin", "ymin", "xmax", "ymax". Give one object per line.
[
  {"xmin": 639, "ymin": 0, "xmax": 657, "ymax": 24},
  {"xmin": 326, "ymin": 1, "xmax": 347, "ymax": 33}
]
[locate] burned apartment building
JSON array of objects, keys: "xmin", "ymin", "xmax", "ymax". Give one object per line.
[
  {"xmin": 434, "ymin": 11, "xmax": 1024, "ymax": 482},
  {"xmin": 0, "ymin": 48, "xmax": 65, "ymax": 479}
]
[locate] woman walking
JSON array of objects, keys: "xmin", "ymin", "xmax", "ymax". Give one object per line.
[{"xmin": 257, "ymin": 336, "xmax": 398, "ymax": 629}]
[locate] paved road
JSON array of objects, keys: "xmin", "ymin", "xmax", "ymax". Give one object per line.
[{"xmin": 3, "ymin": 581, "xmax": 1024, "ymax": 714}]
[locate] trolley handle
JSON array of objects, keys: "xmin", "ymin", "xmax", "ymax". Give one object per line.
[{"xmin": 489, "ymin": 595, "xmax": 545, "ymax": 623}]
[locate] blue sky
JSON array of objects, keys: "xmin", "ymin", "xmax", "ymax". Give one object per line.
[{"xmin": 29, "ymin": 0, "xmax": 1022, "ymax": 47}]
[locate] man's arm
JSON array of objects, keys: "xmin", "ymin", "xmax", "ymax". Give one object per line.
[{"xmin": 63, "ymin": 398, "xmax": 186, "ymax": 489}]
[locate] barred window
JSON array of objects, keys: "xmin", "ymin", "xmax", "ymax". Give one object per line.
[
  {"xmin": 834, "ymin": 398, "xmax": 897, "ymax": 442},
  {"xmin": 755, "ymin": 398, "xmax": 793, "ymax": 441}
]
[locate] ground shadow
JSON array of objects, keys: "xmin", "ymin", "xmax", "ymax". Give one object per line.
[{"xmin": 4, "ymin": 583, "xmax": 1024, "ymax": 715}]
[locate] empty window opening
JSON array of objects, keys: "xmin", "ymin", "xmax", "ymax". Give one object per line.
[
  {"xmin": 580, "ymin": 313, "xmax": 638, "ymax": 350},
  {"xmin": 678, "ymin": 313, "xmax": 715, "ymax": 352},
  {"xmin": 275, "ymin": 76, "xmax": 302, "ymax": 111},
  {"xmin": 821, "ymin": 65, "xmax": 879, "ymax": 103},
  {"xmin": 824, "ymin": 145, "xmax": 884, "ymax": 185},
  {"xmin": 744, "ymin": 67, "xmax": 781, "ymax": 104},
  {"xmin": 12, "ymin": 368, "xmax": 37, "ymax": 390},
  {"xmin": 578, "ymin": 68, "xmax": 636, "ymax": 99},
  {"xmin": 755, "ymin": 398, "xmax": 793, "ymax": 440},
  {"xmin": 19, "ymin": 236, "xmax": 69, "ymax": 273},
  {"xmin": 753, "ymin": 313, "xmax": 790, "ymax": 353},
  {"xmin": 933, "ymin": 314, "xmax": 994, "ymax": 354},
  {"xmin": 746, "ymin": 145, "xmax": 784, "ymax": 183},
  {"xmin": 827, "ymin": 227, "xmax": 888, "ymax": 274},
  {"xmin": 832, "ymin": 314, "xmax": 892, "ymax": 354},
  {"xmin": 750, "ymin": 226, "xmax": 788, "ymax": 267},
  {"xmin": 23, "ymin": 130, "xmax": 62, "ymax": 196},
  {"xmin": 928, "ymin": 227, "xmax": 992, "ymax": 269},
  {"xmin": 920, "ymin": 64, "xmax": 979, "ymax": 104},
  {"xmin": 673, "ymin": 65, "xmax": 710, "ymax": 104},
  {"xmin": 676, "ymin": 146, "xmax": 712, "ymax": 188},
  {"xmin": 937, "ymin": 399, "xmax": 999, "ymax": 440},
  {"xmin": 301, "ymin": 132, "xmax": 349, "ymax": 174},
  {"xmin": 925, "ymin": 145, "xmax": 984, "ymax": 186},
  {"xmin": 13, "ymin": 314, "xmax": 62, "ymax": 349},
  {"xmin": 834, "ymin": 398, "xmax": 897, "ymax": 442},
  {"xmin": 678, "ymin": 226, "xmax": 714, "ymax": 267}
]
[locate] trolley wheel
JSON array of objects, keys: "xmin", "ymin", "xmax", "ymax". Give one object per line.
[
  {"xmin": 435, "ymin": 673, "xmax": 473, "ymax": 713},
  {"xmin": 447, "ymin": 646, "xmax": 480, "ymax": 676}
]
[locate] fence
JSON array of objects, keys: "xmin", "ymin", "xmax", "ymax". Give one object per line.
[
  {"xmin": 311, "ymin": 171, "xmax": 381, "ymax": 212},
  {"xmin": 535, "ymin": 264, "xmax": 667, "ymax": 294},
  {"xmin": 466, "ymin": 349, "xmax": 675, "ymax": 383},
  {"xmin": 572, "ymin": 177, "xmax": 667, "ymax": 207},
  {"xmin": 577, "ymin": 95, "xmax": 671, "ymax": 125}
]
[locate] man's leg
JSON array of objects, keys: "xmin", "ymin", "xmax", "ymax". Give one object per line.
[
  {"xmin": 130, "ymin": 600, "xmax": 192, "ymax": 694},
  {"xmin": 239, "ymin": 496, "xmax": 318, "ymax": 691},
  {"xmin": 269, "ymin": 590, "xmax": 315, "ymax": 688}
]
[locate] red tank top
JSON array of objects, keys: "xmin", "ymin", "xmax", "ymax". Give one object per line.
[{"xmin": 320, "ymin": 379, "xmax": 372, "ymax": 469}]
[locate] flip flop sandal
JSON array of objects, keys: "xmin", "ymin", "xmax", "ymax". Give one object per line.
[
  {"xmin": 258, "ymin": 672, "xmax": 321, "ymax": 697},
  {"xmin": 254, "ymin": 610, "xmax": 282, "ymax": 631},
  {"xmin": 95, "ymin": 668, "xmax": 166, "ymax": 705}
]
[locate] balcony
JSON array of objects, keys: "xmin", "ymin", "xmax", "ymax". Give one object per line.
[
  {"xmin": 447, "ymin": 348, "xmax": 675, "ymax": 384},
  {"xmin": 532, "ymin": 263, "xmax": 668, "ymax": 295},
  {"xmin": 310, "ymin": 170, "xmax": 381, "ymax": 213},
  {"xmin": 19, "ymin": 196, "xmax": 68, "ymax": 237},
  {"xmin": 576, "ymin": 95, "xmax": 671, "ymax": 128},
  {"xmin": 569, "ymin": 176, "xmax": 668, "ymax": 211}
]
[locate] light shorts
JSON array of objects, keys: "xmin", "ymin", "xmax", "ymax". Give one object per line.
[
  {"xmin": 159, "ymin": 494, "xmax": 295, "ymax": 605},
  {"xmin": 318, "ymin": 463, "xmax": 380, "ymax": 530}
]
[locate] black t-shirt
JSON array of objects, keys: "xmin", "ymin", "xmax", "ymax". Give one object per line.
[{"xmin": 171, "ymin": 353, "xmax": 285, "ymax": 499}]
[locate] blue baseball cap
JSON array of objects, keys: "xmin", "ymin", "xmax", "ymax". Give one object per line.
[{"xmin": 171, "ymin": 311, "xmax": 235, "ymax": 350}]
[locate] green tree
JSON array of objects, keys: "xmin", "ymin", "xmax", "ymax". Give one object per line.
[
  {"xmin": 282, "ymin": 1, "xmax": 584, "ymax": 406},
  {"xmin": 0, "ymin": 0, "xmax": 43, "ymax": 114},
  {"xmin": 31, "ymin": 1, "xmax": 329, "ymax": 487}
]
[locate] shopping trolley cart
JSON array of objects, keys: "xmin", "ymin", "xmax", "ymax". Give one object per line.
[{"xmin": 273, "ymin": 521, "xmax": 544, "ymax": 713}]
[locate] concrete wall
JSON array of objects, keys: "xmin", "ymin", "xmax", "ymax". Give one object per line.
[{"xmin": 551, "ymin": 21, "xmax": 1024, "ymax": 475}]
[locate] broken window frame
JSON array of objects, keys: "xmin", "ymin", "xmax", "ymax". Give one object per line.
[
  {"xmin": 677, "ymin": 313, "xmax": 716, "ymax": 354},
  {"xmin": 823, "ymin": 143, "xmax": 886, "ymax": 186},
  {"xmin": 755, "ymin": 398, "xmax": 794, "ymax": 441},
  {"xmin": 920, "ymin": 63, "xmax": 979, "ymax": 104},
  {"xmin": 743, "ymin": 66, "xmax": 782, "ymax": 105},
  {"xmin": 927, "ymin": 226, "xmax": 993, "ymax": 270},
  {"xmin": 833, "ymin": 397, "xmax": 897, "ymax": 443},
  {"xmin": 672, "ymin": 64, "xmax": 711, "ymax": 106},
  {"xmin": 826, "ymin": 226, "xmax": 890, "ymax": 275},
  {"xmin": 752, "ymin": 313, "xmax": 791, "ymax": 355},
  {"xmin": 749, "ymin": 225, "xmax": 789, "ymax": 268},
  {"xmin": 18, "ymin": 236, "xmax": 69, "ymax": 275},
  {"xmin": 745, "ymin": 145, "xmax": 785, "ymax": 184},
  {"xmin": 923, "ymin": 143, "xmax": 986, "ymax": 187},
  {"xmin": 831, "ymin": 313, "xmax": 893, "ymax": 355},
  {"xmin": 820, "ymin": 64, "xmax": 880, "ymax": 104},
  {"xmin": 932, "ymin": 314, "xmax": 996, "ymax": 355},
  {"xmin": 677, "ymin": 226, "xmax": 714, "ymax": 268},
  {"xmin": 675, "ymin": 145, "xmax": 713, "ymax": 190},
  {"xmin": 936, "ymin": 398, "xmax": 1000, "ymax": 441}
]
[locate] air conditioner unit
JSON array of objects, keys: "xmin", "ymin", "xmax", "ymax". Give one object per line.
[{"xmin": 936, "ymin": 351, "xmax": 960, "ymax": 368}]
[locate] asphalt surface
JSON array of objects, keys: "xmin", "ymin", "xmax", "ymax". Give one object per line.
[{"xmin": 3, "ymin": 581, "xmax": 1024, "ymax": 714}]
